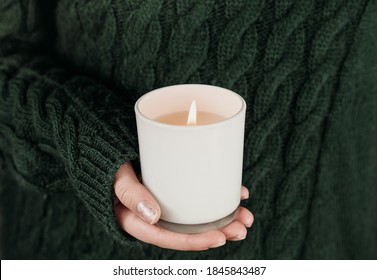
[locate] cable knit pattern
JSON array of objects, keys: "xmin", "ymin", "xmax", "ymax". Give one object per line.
[
  {"xmin": 0, "ymin": 51, "xmax": 139, "ymax": 245},
  {"xmin": 215, "ymin": 0, "xmax": 261, "ymax": 89},
  {"xmin": 163, "ymin": 0, "xmax": 214, "ymax": 85},
  {"xmin": 115, "ymin": 0, "xmax": 162, "ymax": 95},
  {"xmin": 1, "ymin": 0, "xmax": 376, "ymax": 259}
]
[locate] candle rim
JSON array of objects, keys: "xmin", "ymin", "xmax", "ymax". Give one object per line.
[{"xmin": 135, "ymin": 84, "xmax": 246, "ymax": 129}]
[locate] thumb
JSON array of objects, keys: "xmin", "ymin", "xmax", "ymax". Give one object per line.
[{"xmin": 114, "ymin": 162, "xmax": 161, "ymax": 224}]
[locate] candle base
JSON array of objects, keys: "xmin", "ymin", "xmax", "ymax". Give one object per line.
[{"xmin": 157, "ymin": 209, "xmax": 237, "ymax": 234}]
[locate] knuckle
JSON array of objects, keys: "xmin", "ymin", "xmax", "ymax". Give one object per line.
[{"xmin": 119, "ymin": 185, "xmax": 133, "ymax": 208}]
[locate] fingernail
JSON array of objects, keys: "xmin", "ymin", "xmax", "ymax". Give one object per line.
[
  {"xmin": 230, "ymin": 234, "xmax": 246, "ymax": 241},
  {"xmin": 136, "ymin": 200, "xmax": 158, "ymax": 224},
  {"xmin": 209, "ymin": 240, "xmax": 226, "ymax": 248},
  {"xmin": 246, "ymin": 218, "xmax": 254, "ymax": 228}
]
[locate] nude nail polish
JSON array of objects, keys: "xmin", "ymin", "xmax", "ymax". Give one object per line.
[
  {"xmin": 137, "ymin": 200, "xmax": 158, "ymax": 224},
  {"xmin": 210, "ymin": 240, "xmax": 226, "ymax": 248}
]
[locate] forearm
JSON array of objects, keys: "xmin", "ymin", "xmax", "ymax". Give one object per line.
[{"xmin": 0, "ymin": 47, "xmax": 139, "ymax": 243}]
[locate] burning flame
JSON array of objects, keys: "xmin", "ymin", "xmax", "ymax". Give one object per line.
[{"xmin": 187, "ymin": 100, "xmax": 197, "ymax": 125}]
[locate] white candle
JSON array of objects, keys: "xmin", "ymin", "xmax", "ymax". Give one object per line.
[
  {"xmin": 154, "ymin": 100, "xmax": 225, "ymax": 126},
  {"xmin": 135, "ymin": 84, "xmax": 246, "ymax": 233}
]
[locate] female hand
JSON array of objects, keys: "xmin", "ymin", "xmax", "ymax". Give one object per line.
[{"xmin": 114, "ymin": 162, "xmax": 254, "ymax": 251}]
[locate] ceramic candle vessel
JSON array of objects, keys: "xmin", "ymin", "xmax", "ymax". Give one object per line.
[{"xmin": 134, "ymin": 84, "xmax": 246, "ymax": 233}]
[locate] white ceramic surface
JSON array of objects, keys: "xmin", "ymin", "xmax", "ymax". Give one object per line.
[{"xmin": 135, "ymin": 84, "xmax": 246, "ymax": 225}]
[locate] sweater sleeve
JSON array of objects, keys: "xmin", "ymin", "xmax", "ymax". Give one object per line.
[{"xmin": 0, "ymin": 42, "xmax": 139, "ymax": 243}]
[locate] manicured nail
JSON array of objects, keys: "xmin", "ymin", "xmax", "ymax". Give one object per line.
[
  {"xmin": 230, "ymin": 234, "xmax": 246, "ymax": 241},
  {"xmin": 246, "ymin": 217, "xmax": 254, "ymax": 228},
  {"xmin": 210, "ymin": 240, "xmax": 226, "ymax": 248},
  {"xmin": 136, "ymin": 200, "xmax": 158, "ymax": 224}
]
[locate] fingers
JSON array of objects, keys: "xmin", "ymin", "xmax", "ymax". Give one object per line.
[
  {"xmin": 235, "ymin": 206, "xmax": 254, "ymax": 228},
  {"xmin": 114, "ymin": 162, "xmax": 161, "ymax": 224},
  {"xmin": 220, "ymin": 220, "xmax": 247, "ymax": 241},
  {"xmin": 116, "ymin": 206, "xmax": 254, "ymax": 250},
  {"xmin": 239, "ymin": 186, "xmax": 253, "ymax": 227},
  {"xmin": 241, "ymin": 186, "xmax": 249, "ymax": 200},
  {"xmin": 117, "ymin": 206, "xmax": 254, "ymax": 250},
  {"xmin": 218, "ymin": 207, "xmax": 253, "ymax": 241},
  {"xmin": 115, "ymin": 203, "xmax": 227, "ymax": 251},
  {"xmin": 114, "ymin": 165, "xmax": 253, "ymax": 251}
]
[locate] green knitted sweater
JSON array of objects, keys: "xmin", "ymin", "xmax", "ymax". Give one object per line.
[{"xmin": 0, "ymin": 0, "xmax": 376, "ymax": 259}]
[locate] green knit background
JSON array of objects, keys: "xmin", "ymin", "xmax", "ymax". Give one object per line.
[{"xmin": 0, "ymin": 0, "xmax": 376, "ymax": 259}]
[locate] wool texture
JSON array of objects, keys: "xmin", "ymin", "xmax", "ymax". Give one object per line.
[{"xmin": 0, "ymin": 0, "xmax": 376, "ymax": 259}]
